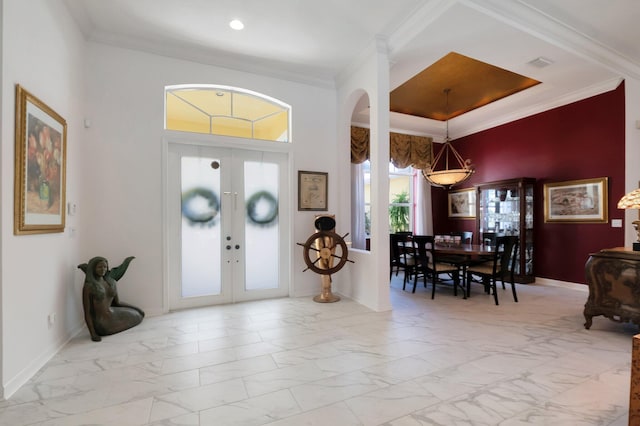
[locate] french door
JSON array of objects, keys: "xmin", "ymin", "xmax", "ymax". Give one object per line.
[{"xmin": 167, "ymin": 142, "xmax": 289, "ymax": 310}]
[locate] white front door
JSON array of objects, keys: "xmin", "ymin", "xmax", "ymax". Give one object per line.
[{"xmin": 167, "ymin": 142, "xmax": 289, "ymax": 310}]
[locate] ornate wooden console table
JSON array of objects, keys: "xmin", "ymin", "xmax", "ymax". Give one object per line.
[
  {"xmin": 584, "ymin": 247, "xmax": 640, "ymax": 329},
  {"xmin": 631, "ymin": 335, "xmax": 640, "ymax": 424}
]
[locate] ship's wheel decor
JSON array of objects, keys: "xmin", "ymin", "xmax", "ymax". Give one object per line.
[{"xmin": 296, "ymin": 215, "xmax": 354, "ymax": 303}]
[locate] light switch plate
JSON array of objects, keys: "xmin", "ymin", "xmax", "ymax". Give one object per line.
[{"xmin": 612, "ymin": 219, "xmax": 622, "ymax": 228}]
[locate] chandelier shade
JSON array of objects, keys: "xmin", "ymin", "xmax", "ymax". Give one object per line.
[
  {"xmin": 617, "ymin": 188, "xmax": 640, "ymax": 209},
  {"xmin": 617, "ymin": 188, "xmax": 640, "ymax": 251},
  {"xmin": 422, "ymin": 168, "xmax": 473, "ymax": 188},
  {"xmin": 422, "ymin": 89, "xmax": 474, "ymax": 189}
]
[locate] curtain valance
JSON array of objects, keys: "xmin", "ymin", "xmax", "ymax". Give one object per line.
[
  {"xmin": 350, "ymin": 126, "xmax": 370, "ymax": 164},
  {"xmin": 350, "ymin": 126, "xmax": 433, "ymax": 170}
]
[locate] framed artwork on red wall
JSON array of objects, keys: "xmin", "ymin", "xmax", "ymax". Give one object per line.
[
  {"xmin": 544, "ymin": 177, "xmax": 608, "ymax": 223},
  {"xmin": 448, "ymin": 188, "xmax": 476, "ymax": 219}
]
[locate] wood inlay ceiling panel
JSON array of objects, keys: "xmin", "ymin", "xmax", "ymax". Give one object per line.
[{"xmin": 390, "ymin": 52, "xmax": 541, "ymax": 121}]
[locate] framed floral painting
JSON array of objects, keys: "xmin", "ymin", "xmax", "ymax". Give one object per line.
[{"xmin": 14, "ymin": 85, "xmax": 67, "ymax": 234}]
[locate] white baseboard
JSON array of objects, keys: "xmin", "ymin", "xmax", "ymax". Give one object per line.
[
  {"xmin": 533, "ymin": 277, "xmax": 588, "ymax": 292},
  {"xmin": 2, "ymin": 322, "xmax": 85, "ymax": 400}
]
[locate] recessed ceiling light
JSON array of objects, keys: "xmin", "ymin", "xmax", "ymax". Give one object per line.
[{"xmin": 229, "ymin": 19, "xmax": 244, "ymax": 30}]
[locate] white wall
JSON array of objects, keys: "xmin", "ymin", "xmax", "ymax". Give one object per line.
[
  {"xmin": 82, "ymin": 43, "xmax": 339, "ymax": 312},
  {"xmin": 1, "ymin": 0, "xmax": 85, "ymax": 397},
  {"xmin": 335, "ymin": 38, "xmax": 392, "ymax": 311},
  {"xmin": 0, "ymin": 2, "xmax": 340, "ymax": 398}
]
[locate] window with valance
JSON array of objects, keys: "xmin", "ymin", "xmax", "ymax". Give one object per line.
[
  {"xmin": 350, "ymin": 126, "xmax": 433, "ymax": 169},
  {"xmin": 350, "ymin": 126, "xmax": 433, "ymax": 250}
]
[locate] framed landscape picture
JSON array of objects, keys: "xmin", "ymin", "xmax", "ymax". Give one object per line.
[
  {"xmin": 544, "ymin": 177, "xmax": 608, "ymax": 223},
  {"xmin": 14, "ymin": 85, "xmax": 67, "ymax": 235},
  {"xmin": 448, "ymin": 187, "xmax": 476, "ymax": 219}
]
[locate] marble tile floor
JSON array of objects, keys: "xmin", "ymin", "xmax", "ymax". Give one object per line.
[{"xmin": 0, "ymin": 275, "xmax": 636, "ymax": 426}]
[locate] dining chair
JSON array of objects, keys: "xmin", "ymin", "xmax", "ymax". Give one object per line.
[
  {"xmin": 438, "ymin": 231, "xmax": 474, "ymax": 278},
  {"xmin": 481, "ymin": 232, "xmax": 498, "ymax": 247},
  {"xmin": 472, "ymin": 231, "xmax": 499, "ymax": 264},
  {"xmin": 411, "ymin": 235, "xmax": 465, "ymax": 298},
  {"xmin": 390, "ymin": 233, "xmax": 416, "ymax": 287},
  {"xmin": 466, "ymin": 235, "xmax": 519, "ymax": 305},
  {"xmin": 450, "ymin": 231, "xmax": 473, "ymax": 244}
]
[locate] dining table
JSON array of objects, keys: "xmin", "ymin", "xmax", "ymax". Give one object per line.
[
  {"xmin": 433, "ymin": 243, "xmax": 496, "ymax": 298},
  {"xmin": 434, "ymin": 242, "xmax": 495, "ymax": 257}
]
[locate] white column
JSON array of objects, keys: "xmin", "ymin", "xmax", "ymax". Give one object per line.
[{"xmin": 624, "ymin": 79, "xmax": 640, "ymax": 247}]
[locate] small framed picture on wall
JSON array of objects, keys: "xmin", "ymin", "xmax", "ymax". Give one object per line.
[{"xmin": 298, "ymin": 170, "xmax": 328, "ymax": 211}]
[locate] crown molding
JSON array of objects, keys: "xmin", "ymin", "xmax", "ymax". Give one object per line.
[
  {"xmin": 452, "ymin": 77, "xmax": 623, "ymax": 139},
  {"xmin": 388, "ymin": 0, "xmax": 458, "ymax": 54},
  {"xmin": 336, "ymin": 35, "xmax": 391, "ymax": 89},
  {"xmin": 87, "ymin": 30, "xmax": 338, "ymax": 89},
  {"xmin": 464, "ymin": 0, "xmax": 640, "ymax": 80}
]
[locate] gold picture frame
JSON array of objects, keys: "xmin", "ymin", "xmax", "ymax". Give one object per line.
[
  {"xmin": 448, "ymin": 188, "xmax": 476, "ymax": 219},
  {"xmin": 544, "ymin": 177, "xmax": 608, "ymax": 223},
  {"xmin": 298, "ymin": 170, "xmax": 328, "ymax": 211},
  {"xmin": 14, "ymin": 85, "xmax": 67, "ymax": 234}
]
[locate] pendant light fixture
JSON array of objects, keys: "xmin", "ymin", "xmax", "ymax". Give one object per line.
[{"xmin": 422, "ymin": 89, "xmax": 474, "ymax": 188}]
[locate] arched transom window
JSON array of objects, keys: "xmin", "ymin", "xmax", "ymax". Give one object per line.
[{"xmin": 165, "ymin": 84, "xmax": 291, "ymax": 142}]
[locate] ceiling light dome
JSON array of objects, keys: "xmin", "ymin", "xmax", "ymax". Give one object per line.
[
  {"xmin": 229, "ymin": 19, "xmax": 244, "ymax": 30},
  {"xmin": 422, "ymin": 89, "xmax": 474, "ymax": 189}
]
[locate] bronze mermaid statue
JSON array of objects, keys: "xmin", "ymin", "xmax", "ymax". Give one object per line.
[{"xmin": 78, "ymin": 256, "xmax": 144, "ymax": 342}]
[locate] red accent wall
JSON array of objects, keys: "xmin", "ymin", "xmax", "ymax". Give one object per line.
[{"xmin": 432, "ymin": 81, "xmax": 626, "ymax": 284}]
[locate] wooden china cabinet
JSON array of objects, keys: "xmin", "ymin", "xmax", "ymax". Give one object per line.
[{"xmin": 475, "ymin": 178, "xmax": 535, "ymax": 283}]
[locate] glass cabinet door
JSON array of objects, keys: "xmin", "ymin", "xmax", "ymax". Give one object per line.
[{"xmin": 477, "ymin": 178, "xmax": 535, "ymax": 283}]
